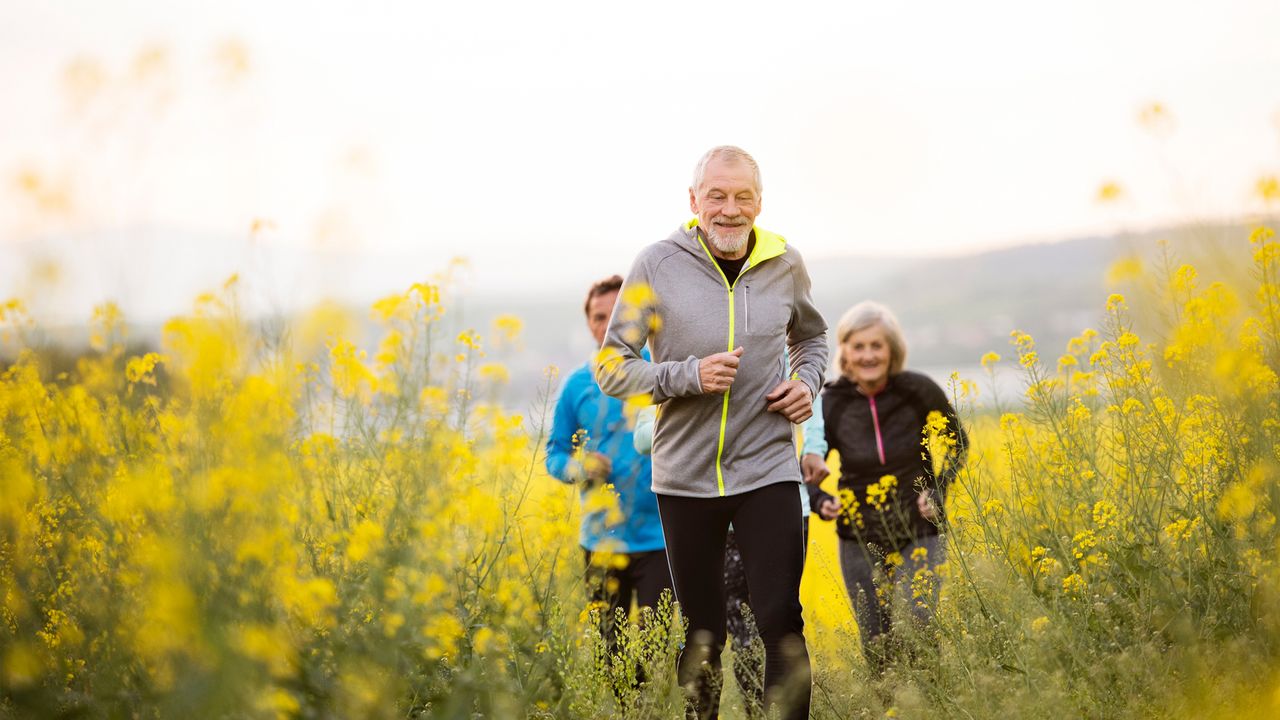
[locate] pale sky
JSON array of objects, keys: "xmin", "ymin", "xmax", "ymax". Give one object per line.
[{"xmin": 2, "ymin": 0, "xmax": 1279, "ymax": 319}]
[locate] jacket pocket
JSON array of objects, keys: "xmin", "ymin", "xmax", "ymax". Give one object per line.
[{"xmin": 742, "ymin": 280, "xmax": 789, "ymax": 338}]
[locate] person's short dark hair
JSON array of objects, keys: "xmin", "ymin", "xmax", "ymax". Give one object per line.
[{"xmin": 584, "ymin": 275, "xmax": 623, "ymax": 316}]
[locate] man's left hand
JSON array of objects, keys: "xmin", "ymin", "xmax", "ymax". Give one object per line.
[{"xmin": 765, "ymin": 379, "xmax": 812, "ymax": 424}]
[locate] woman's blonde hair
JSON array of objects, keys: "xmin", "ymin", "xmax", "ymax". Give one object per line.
[{"xmin": 834, "ymin": 301, "xmax": 908, "ymax": 379}]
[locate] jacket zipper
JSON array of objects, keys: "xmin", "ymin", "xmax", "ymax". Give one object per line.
[
  {"xmin": 867, "ymin": 393, "xmax": 887, "ymax": 465},
  {"xmin": 697, "ymin": 236, "xmax": 753, "ymax": 497}
]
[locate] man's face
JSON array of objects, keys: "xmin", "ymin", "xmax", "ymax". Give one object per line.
[
  {"xmin": 689, "ymin": 157, "xmax": 761, "ymax": 257},
  {"xmin": 586, "ymin": 289, "xmax": 618, "ymax": 347}
]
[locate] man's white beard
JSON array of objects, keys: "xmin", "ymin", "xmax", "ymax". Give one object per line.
[{"xmin": 706, "ymin": 224, "xmax": 750, "ymax": 256}]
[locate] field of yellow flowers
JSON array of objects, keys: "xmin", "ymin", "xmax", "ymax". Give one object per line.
[{"xmin": 3, "ymin": 227, "xmax": 1279, "ymax": 719}]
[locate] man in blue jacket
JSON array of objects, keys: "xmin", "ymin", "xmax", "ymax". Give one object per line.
[{"xmin": 545, "ymin": 274, "xmax": 671, "ymax": 656}]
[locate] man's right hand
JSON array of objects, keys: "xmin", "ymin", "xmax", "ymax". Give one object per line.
[
  {"xmin": 582, "ymin": 452, "xmax": 612, "ymax": 485},
  {"xmin": 698, "ymin": 347, "xmax": 744, "ymax": 394}
]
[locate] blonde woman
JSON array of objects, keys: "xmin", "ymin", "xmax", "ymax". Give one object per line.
[{"xmin": 804, "ymin": 301, "xmax": 967, "ymax": 672}]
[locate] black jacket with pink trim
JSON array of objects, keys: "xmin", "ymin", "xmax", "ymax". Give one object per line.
[{"xmin": 820, "ymin": 371, "xmax": 967, "ymax": 549}]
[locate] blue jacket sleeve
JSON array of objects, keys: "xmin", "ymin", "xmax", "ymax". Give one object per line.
[{"xmin": 544, "ymin": 374, "xmax": 584, "ymax": 484}]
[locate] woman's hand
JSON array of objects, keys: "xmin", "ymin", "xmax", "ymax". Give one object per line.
[
  {"xmin": 817, "ymin": 496, "xmax": 841, "ymax": 521},
  {"xmin": 800, "ymin": 453, "xmax": 829, "ymax": 486},
  {"xmin": 917, "ymin": 490, "xmax": 939, "ymax": 521}
]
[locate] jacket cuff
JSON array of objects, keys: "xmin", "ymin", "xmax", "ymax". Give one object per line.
[
  {"xmin": 654, "ymin": 356, "xmax": 703, "ymax": 402},
  {"xmin": 795, "ymin": 367, "xmax": 822, "ymax": 404}
]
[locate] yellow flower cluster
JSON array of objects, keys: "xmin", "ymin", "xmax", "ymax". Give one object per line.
[
  {"xmin": 866, "ymin": 475, "xmax": 898, "ymax": 512},
  {"xmin": 936, "ymin": 227, "xmax": 1280, "ymax": 715},
  {"xmin": 0, "ymin": 279, "xmax": 590, "ymax": 716},
  {"xmin": 838, "ymin": 487, "xmax": 865, "ymax": 529}
]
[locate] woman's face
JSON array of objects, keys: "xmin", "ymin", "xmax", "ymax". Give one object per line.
[{"xmin": 841, "ymin": 324, "xmax": 893, "ymax": 389}]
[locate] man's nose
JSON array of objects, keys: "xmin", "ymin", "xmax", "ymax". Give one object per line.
[{"xmin": 722, "ymin": 199, "xmax": 740, "ymax": 216}]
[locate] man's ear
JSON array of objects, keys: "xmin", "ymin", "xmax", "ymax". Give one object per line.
[{"xmin": 688, "ymin": 187, "xmax": 698, "ymax": 214}]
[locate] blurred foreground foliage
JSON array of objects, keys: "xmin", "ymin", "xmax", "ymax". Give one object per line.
[{"xmin": 2, "ymin": 228, "xmax": 1280, "ymax": 718}]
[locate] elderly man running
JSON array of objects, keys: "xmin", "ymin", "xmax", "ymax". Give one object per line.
[{"xmin": 596, "ymin": 146, "xmax": 827, "ymax": 720}]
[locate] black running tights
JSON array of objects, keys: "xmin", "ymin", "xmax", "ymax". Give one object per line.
[{"xmin": 656, "ymin": 482, "xmax": 810, "ymax": 720}]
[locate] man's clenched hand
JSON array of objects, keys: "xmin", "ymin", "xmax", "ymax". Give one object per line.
[
  {"xmin": 699, "ymin": 347, "xmax": 744, "ymax": 394},
  {"xmin": 766, "ymin": 379, "xmax": 813, "ymax": 423},
  {"xmin": 582, "ymin": 452, "xmax": 612, "ymax": 485}
]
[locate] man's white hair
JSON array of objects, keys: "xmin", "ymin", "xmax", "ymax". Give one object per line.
[{"xmin": 691, "ymin": 146, "xmax": 762, "ymax": 195}]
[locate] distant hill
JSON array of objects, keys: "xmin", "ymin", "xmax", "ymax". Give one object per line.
[
  {"xmin": 808, "ymin": 220, "xmax": 1262, "ymax": 368},
  {"xmin": 5, "ymin": 219, "xmax": 1269, "ymax": 415},
  {"xmin": 463, "ymin": 220, "xmax": 1267, "ymax": 413}
]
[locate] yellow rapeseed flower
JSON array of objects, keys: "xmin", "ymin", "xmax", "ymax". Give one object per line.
[
  {"xmin": 346, "ymin": 519, "xmax": 385, "ymax": 563},
  {"xmin": 1072, "ymin": 530, "xmax": 1097, "ymax": 560},
  {"xmin": 372, "ymin": 292, "xmax": 411, "ymax": 322},
  {"xmin": 1163, "ymin": 517, "xmax": 1200, "ymax": 542},
  {"xmin": 477, "ymin": 362, "xmax": 511, "ymax": 384},
  {"xmin": 491, "ymin": 314, "xmax": 523, "ymax": 346},
  {"xmin": 1257, "ymin": 175, "xmax": 1280, "ymax": 203},
  {"xmin": 411, "ymin": 282, "xmax": 441, "ymax": 306},
  {"xmin": 867, "ymin": 475, "xmax": 897, "ymax": 512},
  {"xmin": 236, "ymin": 624, "xmax": 296, "ymax": 678},
  {"xmin": 1092, "ymin": 501, "xmax": 1117, "ymax": 529},
  {"xmin": 456, "ymin": 329, "xmax": 482, "ymax": 351},
  {"xmin": 1097, "ymin": 182, "xmax": 1126, "ymax": 205},
  {"xmin": 1106, "ymin": 255, "xmax": 1142, "ymax": 283},
  {"xmin": 1009, "ymin": 330, "xmax": 1035, "ymax": 352},
  {"xmin": 125, "ymin": 353, "xmax": 165, "ymax": 385},
  {"xmin": 622, "ymin": 282, "xmax": 656, "ymax": 308},
  {"xmin": 424, "ymin": 613, "xmax": 464, "ymax": 660},
  {"xmin": 1137, "ymin": 101, "xmax": 1173, "ymax": 134},
  {"xmin": 1062, "ymin": 573, "xmax": 1087, "ymax": 596}
]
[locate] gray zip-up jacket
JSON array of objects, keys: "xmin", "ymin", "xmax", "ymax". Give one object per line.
[{"xmin": 595, "ymin": 220, "xmax": 828, "ymax": 498}]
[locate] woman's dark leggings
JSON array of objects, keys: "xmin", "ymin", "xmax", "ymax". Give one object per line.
[
  {"xmin": 839, "ymin": 534, "xmax": 945, "ymax": 671},
  {"xmin": 657, "ymin": 482, "xmax": 810, "ymax": 720}
]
